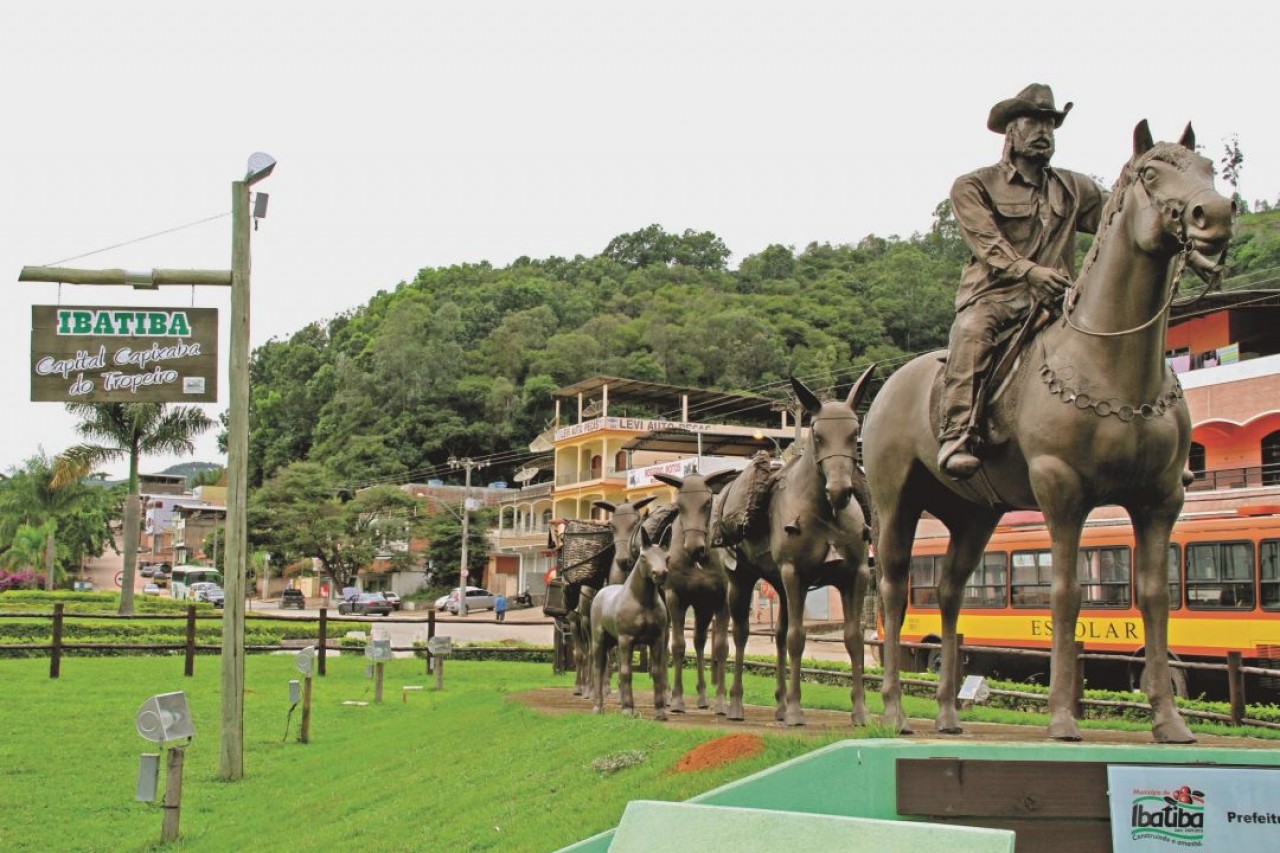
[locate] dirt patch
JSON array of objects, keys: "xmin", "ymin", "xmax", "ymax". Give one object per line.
[
  {"xmin": 508, "ymin": 687, "xmax": 1272, "ymax": 750},
  {"xmin": 674, "ymin": 734, "xmax": 765, "ymax": 772}
]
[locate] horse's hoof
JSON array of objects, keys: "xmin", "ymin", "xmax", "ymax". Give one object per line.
[
  {"xmin": 784, "ymin": 710, "xmax": 807, "ymax": 727},
  {"xmin": 1153, "ymin": 719, "xmax": 1196, "ymax": 744},
  {"xmin": 669, "ymin": 699, "xmax": 686, "ymax": 714},
  {"xmin": 592, "ymin": 706, "xmax": 602, "ymax": 715},
  {"xmin": 654, "ymin": 712, "xmax": 668, "ymax": 722},
  {"xmin": 697, "ymin": 698, "xmax": 709, "ymax": 710},
  {"xmin": 621, "ymin": 708, "xmax": 636, "ymax": 718},
  {"xmin": 936, "ymin": 724, "xmax": 964, "ymax": 735},
  {"xmin": 851, "ymin": 708, "xmax": 869, "ymax": 727}
]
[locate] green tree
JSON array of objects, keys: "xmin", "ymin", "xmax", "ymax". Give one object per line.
[
  {"xmin": 0, "ymin": 452, "xmax": 114, "ymax": 590},
  {"xmin": 421, "ymin": 506, "xmax": 493, "ymax": 589},
  {"xmin": 54, "ymin": 403, "xmax": 215, "ymax": 614},
  {"xmin": 248, "ymin": 462, "xmax": 423, "ymax": 591}
]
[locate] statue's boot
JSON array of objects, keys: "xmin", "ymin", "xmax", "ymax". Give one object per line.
[{"xmin": 938, "ymin": 435, "xmax": 981, "ymax": 479}]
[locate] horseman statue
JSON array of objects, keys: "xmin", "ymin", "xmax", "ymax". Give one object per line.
[{"xmin": 938, "ymin": 83, "xmax": 1107, "ymax": 478}]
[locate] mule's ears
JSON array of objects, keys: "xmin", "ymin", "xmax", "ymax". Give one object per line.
[
  {"xmin": 632, "ymin": 495, "xmax": 658, "ymax": 512},
  {"xmin": 593, "ymin": 500, "xmax": 617, "ymax": 514},
  {"xmin": 640, "ymin": 525, "xmax": 653, "ymax": 549},
  {"xmin": 653, "ymin": 473, "xmax": 684, "ymax": 490},
  {"xmin": 790, "ymin": 376, "xmax": 823, "ymax": 417},
  {"xmin": 1134, "ymin": 119, "xmax": 1154, "ymax": 156},
  {"xmin": 706, "ymin": 469, "xmax": 739, "ymax": 494},
  {"xmin": 1179, "ymin": 122, "xmax": 1195, "ymax": 150},
  {"xmin": 844, "ymin": 363, "xmax": 877, "ymax": 411}
]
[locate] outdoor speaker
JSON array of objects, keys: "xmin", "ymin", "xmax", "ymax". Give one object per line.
[
  {"xmin": 136, "ymin": 753, "xmax": 160, "ymax": 802},
  {"xmin": 289, "ymin": 680, "xmax": 301, "ymax": 704},
  {"xmin": 135, "ymin": 691, "xmax": 194, "ymax": 743}
]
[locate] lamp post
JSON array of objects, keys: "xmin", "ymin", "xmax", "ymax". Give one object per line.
[
  {"xmin": 219, "ymin": 152, "xmax": 275, "ymax": 782},
  {"xmin": 447, "ymin": 456, "xmax": 485, "ymax": 616}
]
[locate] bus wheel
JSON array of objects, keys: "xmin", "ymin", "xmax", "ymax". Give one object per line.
[
  {"xmin": 918, "ymin": 647, "xmax": 942, "ymax": 675},
  {"xmin": 1130, "ymin": 659, "xmax": 1189, "ymax": 699}
]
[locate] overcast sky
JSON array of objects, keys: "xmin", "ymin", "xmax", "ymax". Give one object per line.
[{"xmin": 2, "ymin": 2, "xmax": 1275, "ymax": 480}]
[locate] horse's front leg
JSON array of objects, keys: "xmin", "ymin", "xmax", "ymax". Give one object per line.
[
  {"xmin": 617, "ymin": 635, "xmax": 636, "ymax": 716},
  {"xmin": 837, "ymin": 560, "xmax": 871, "ymax": 726},
  {"xmin": 780, "ymin": 562, "xmax": 808, "ymax": 726},
  {"xmin": 1031, "ymin": 460, "xmax": 1087, "ymax": 741},
  {"xmin": 726, "ymin": 570, "xmax": 753, "ymax": 721},
  {"xmin": 876, "ymin": 506, "xmax": 915, "ymax": 734},
  {"xmin": 591, "ymin": 632, "xmax": 609, "ymax": 715},
  {"xmin": 665, "ymin": 591, "xmax": 688, "ymax": 713},
  {"xmin": 772, "ymin": 598, "xmax": 789, "ymax": 721},
  {"xmin": 711, "ymin": 594, "xmax": 729, "ymax": 715},
  {"xmin": 692, "ymin": 611, "xmax": 710, "ymax": 709},
  {"xmin": 1131, "ymin": 501, "xmax": 1196, "ymax": 743},
  {"xmin": 651, "ymin": 622, "xmax": 670, "ymax": 721}
]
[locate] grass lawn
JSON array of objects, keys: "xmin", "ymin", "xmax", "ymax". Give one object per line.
[{"xmin": 0, "ymin": 655, "xmax": 859, "ymax": 852}]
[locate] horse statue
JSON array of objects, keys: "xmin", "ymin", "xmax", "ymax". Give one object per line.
[
  {"xmin": 650, "ymin": 469, "xmax": 738, "ymax": 714},
  {"xmin": 719, "ymin": 369, "xmax": 877, "ymax": 725},
  {"xmin": 590, "ymin": 526, "xmax": 671, "ymax": 719},
  {"xmin": 579, "ymin": 496, "xmax": 659, "ymax": 703},
  {"xmin": 863, "ymin": 122, "xmax": 1234, "ymax": 743}
]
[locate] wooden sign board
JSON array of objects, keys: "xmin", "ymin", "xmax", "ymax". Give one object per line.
[{"xmin": 30, "ymin": 305, "xmax": 218, "ymax": 403}]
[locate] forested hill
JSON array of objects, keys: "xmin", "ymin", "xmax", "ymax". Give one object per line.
[{"xmin": 246, "ymin": 208, "xmax": 1280, "ymax": 492}]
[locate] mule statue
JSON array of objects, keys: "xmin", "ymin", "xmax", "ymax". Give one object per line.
[
  {"xmin": 718, "ymin": 369, "xmax": 877, "ymax": 725},
  {"xmin": 590, "ymin": 526, "xmax": 671, "ymax": 719},
  {"xmin": 650, "ymin": 470, "xmax": 738, "ymax": 714},
  {"xmin": 580, "ymin": 496, "xmax": 659, "ymax": 703},
  {"xmin": 863, "ymin": 122, "xmax": 1233, "ymax": 742}
]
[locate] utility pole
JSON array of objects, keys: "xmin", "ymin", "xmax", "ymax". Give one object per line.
[{"xmin": 447, "ymin": 456, "xmax": 485, "ymax": 616}]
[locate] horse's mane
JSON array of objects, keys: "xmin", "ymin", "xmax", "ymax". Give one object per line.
[{"xmin": 1077, "ymin": 142, "xmax": 1199, "ymax": 281}]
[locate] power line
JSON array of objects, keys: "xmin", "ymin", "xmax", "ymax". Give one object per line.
[{"xmin": 45, "ymin": 211, "xmax": 231, "ymax": 266}]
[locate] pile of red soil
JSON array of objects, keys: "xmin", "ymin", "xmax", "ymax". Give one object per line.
[{"xmin": 674, "ymin": 734, "xmax": 765, "ymax": 772}]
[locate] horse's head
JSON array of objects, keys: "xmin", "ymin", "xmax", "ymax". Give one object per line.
[
  {"xmin": 652, "ymin": 469, "xmax": 737, "ymax": 563},
  {"xmin": 594, "ymin": 495, "xmax": 657, "ymax": 582},
  {"xmin": 635, "ymin": 525, "xmax": 669, "ymax": 587},
  {"xmin": 1125, "ymin": 120, "xmax": 1233, "ymax": 260},
  {"xmin": 792, "ymin": 364, "xmax": 876, "ymax": 512}
]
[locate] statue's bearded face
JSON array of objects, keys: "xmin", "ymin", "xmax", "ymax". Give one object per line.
[{"xmin": 1008, "ymin": 115, "xmax": 1056, "ymax": 163}]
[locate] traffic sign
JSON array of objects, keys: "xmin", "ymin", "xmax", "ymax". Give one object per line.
[{"xmin": 115, "ymin": 570, "xmax": 124, "ymax": 588}]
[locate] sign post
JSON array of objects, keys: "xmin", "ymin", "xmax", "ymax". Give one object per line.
[{"xmin": 427, "ymin": 636, "xmax": 452, "ymax": 690}]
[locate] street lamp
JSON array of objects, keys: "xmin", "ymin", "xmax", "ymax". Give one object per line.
[
  {"xmin": 447, "ymin": 456, "xmax": 486, "ymax": 616},
  {"xmin": 753, "ymin": 430, "xmax": 784, "ymax": 458}
]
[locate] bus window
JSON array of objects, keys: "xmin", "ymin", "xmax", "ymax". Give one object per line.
[
  {"xmin": 1186, "ymin": 541, "xmax": 1254, "ymax": 610},
  {"xmin": 1078, "ymin": 546, "xmax": 1130, "ymax": 607},
  {"xmin": 1168, "ymin": 544, "xmax": 1182, "ymax": 610},
  {"xmin": 909, "ymin": 555, "xmax": 941, "ymax": 607},
  {"xmin": 1261, "ymin": 540, "xmax": 1280, "ymax": 611},
  {"xmin": 963, "ymin": 551, "xmax": 1007, "ymax": 608},
  {"xmin": 1011, "ymin": 550, "xmax": 1051, "ymax": 608}
]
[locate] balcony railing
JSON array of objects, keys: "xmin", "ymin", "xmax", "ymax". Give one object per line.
[
  {"xmin": 1188, "ymin": 464, "xmax": 1280, "ymax": 492},
  {"xmin": 555, "ymin": 467, "xmax": 627, "ymax": 486}
]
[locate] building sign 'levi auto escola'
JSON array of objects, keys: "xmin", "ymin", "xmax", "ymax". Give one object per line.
[{"xmin": 30, "ymin": 306, "xmax": 218, "ymax": 403}]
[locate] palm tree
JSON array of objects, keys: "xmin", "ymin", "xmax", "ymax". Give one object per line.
[{"xmin": 54, "ymin": 403, "xmax": 215, "ymax": 614}]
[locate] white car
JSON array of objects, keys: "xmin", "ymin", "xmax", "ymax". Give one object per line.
[
  {"xmin": 436, "ymin": 586, "xmax": 485, "ymax": 611},
  {"xmin": 142, "ymin": 583, "xmax": 162, "ymax": 595}
]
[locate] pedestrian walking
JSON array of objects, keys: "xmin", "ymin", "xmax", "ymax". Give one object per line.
[{"xmin": 495, "ymin": 593, "xmax": 507, "ymax": 622}]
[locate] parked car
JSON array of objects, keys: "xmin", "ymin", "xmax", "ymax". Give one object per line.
[
  {"xmin": 437, "ymin": 586, "xmax": 485, "ymax": 611},
  {"xmin": 205, "ymin": 587, "xmax": 225, "ymax": 609},
  {"xmin": 140, "ymin": 564, "xmax": 157, "ymax": 578},
  {"xmin": 189, "ymin": 582, "xmax": 218, "ymax": 601},
  {"xmin": 142, "ymin": 583, "xmax": 162, "ymax": 596},
  {"xmin": 448, "ymin": 587, "xmax": 497, "ymax": 614},
  {"xmin": 152, "ymin": 566, "xmax": 170, "ymax": 588},
  {"xmin": 381, "ymin": 591, "xmax": 402, "ymax": 611},
  {"xmin": 279, "ymin": 588, "xmax": 306, "ymax": 610},
  {"xmin": 338, "ymin": 592, "xmax": 392, "ymax": 616}
]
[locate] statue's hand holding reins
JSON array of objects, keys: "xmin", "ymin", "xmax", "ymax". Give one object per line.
[{"xmin": 1026, "ymin": 264, "xmax": 1072, "ymax": 304}]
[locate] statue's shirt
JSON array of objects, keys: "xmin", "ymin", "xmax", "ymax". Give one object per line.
[{"xmin": 951, "ymin": 159, "xmax": 1105, "ymax": 311}]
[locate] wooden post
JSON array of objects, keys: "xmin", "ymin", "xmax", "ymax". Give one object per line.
[
  {"xmin": 184, "ymin": 605, "xmax": 197, "ymax": 677},
  {"xmin": 318, "ymin": 608, "xmax": 328, "ymax": 676},
  {"xmin": 426, "ymin": 609, "xmax": 436, "ymax": 675},
  {"xmin": 374, "ymin": 661, "xmax": 385, "ymax": 703},
  {"xmin": 299, "ymin": 676, "xmax": 313, "ymax": 744},
  {"xmin": 218, "ymin": 178, "xmax": 250, "ymax": 783},
  {"xmin": 161, "ymin": 746, "xmax": 186, "ymax": 842},
  {"xmin": 1227, "ymin": 651, "xmax": 1246, "ymax": 726},
  {"xmin": 434, "ymin": 655, "xmax": 444, "ymax": 690},
  {"xmin": 50, "ymin": 602, "xmax": 64, "ymax": 679},
  {"xmin": 1072, "ymin": 641, "xmax": 1086, "ymax": 719}
]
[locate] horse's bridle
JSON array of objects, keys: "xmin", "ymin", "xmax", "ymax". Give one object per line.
[
  {"xmin": 1063, "ymin": 155, "xmax": 1225, "ymax": 339},
  {"xmin": 808, "ymin": 415, "xmax": 859, "ymax": 467}
]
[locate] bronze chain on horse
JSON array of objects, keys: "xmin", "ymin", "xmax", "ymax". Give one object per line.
[{"xmin": 864, "ymin": 121, "xmax": 1234, "ymax": 742}]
